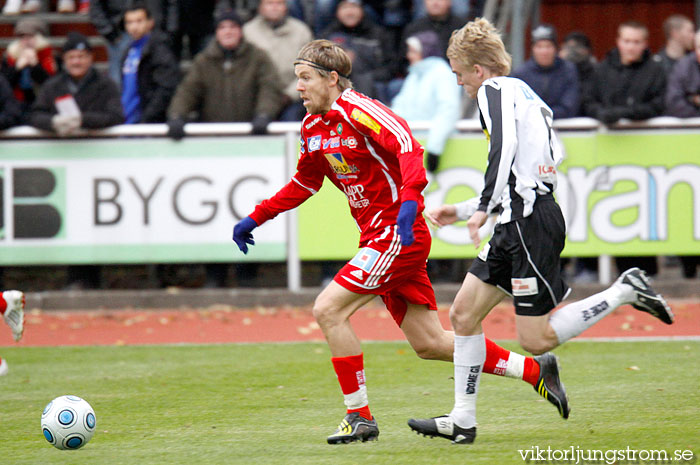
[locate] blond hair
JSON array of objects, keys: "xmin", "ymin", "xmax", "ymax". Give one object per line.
[
  {"xmin": 295, "ymin": 39, "xmax": 353, "ymax": 91},
  {"xmin": 447, "ymin": 18, "xmax": 512, "ymax": 76}
]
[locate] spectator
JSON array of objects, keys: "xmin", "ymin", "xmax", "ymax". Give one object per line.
[
  {"xmin": 511, "ymin": 24, "xmax": 579, "ymax": 119},
  {"xmin": 167, "ymin": 9, "xmax": 283, "ymax": 135},
  {"xmin": 666, "ymin": 29, "xmax": 700, "ymax": 118},
  {"xmin": 0, "ymin": 18, "xmax": 57, "ymax": 116},
  {"xmin": 167, "ymin": 9, "xmax": 283, "ymax": 287},
  {"xmin": 655, "ymin": 14, "xmax": 695, "ymax": 75},
  {"xmin": 0, "ymin": 74, "xmax": 22, "ymax": 130},
  {"xmin": 121, "ymin": 2, "xmax": 179, "ymax": 123},
  {"xmin": 89, "ymin": 0, "xmax": 176, "ymax": 85},
  {"xmin": 581, "ymin": 21, "xmax": 666, "ymax": 276},
  {"xmin": 412, "ymin": 0, "xmax": 469, "ymax": 19},
  {"xmin": 391, "ymin": 30, "xmax": 461, "ymax": 173},
  {"xmin": 243, "ymin": 0, "xmax": 312, "ymax": 121},
  {"xmin": 29, "ymin": 32, "xmax": 123, "ymax": 290},
  {"xmin": 582, "ymin": 20, "xmax": 666, "ymax": 125},
  {"xmin": 287, "ymin": 0, "xmax": 337, "ymax": 36},
  {"xmin": 321, "ymin": 0, "xmax": 394, "ymax": 100},
  {"xmin": 665, "ymin": 28, "xmax": 700, "ymax": 279},
  {"xmin": 29, "ymin": 32, "xmax": 124, "ymax": 135},
  {"xmin": 559, "ymin": 30, "xmax": 596, "ymax": 105},
  {"xmin": 401, "ymin": 0, "xmax": 467, "ymax": 62}
]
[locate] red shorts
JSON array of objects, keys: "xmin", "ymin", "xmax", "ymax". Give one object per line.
[{"xmin": 333, "ymin": 222, "xmax": 437, "ymax": 326}]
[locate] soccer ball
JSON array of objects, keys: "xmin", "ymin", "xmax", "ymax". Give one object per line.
[{"xmin": 41, "ymin": 395, "xmax": 96, "ymax": 450}]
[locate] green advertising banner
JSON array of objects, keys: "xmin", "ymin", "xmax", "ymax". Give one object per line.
[
  {"xmin": 0, "ymin": 137, "xmax": 288, "ymax": 265},
  {"xmin": 298, "ymin": 131, "xmax": 700, "ymax": 260}
]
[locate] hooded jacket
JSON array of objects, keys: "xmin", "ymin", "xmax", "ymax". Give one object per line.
[
  {"xmin": 167, "ymin": 39, "xmax": 284, "ymax": 122},
  {"xmin": 665, "ymin": 51, "xmax": 700, "ymax": 118}
]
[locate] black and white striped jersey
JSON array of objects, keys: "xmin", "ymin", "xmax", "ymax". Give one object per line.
[{"xmin": 476, "ymin": 76, "xmax": 564, "ymax": 224}]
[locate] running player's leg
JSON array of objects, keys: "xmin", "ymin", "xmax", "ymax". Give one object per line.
[
  {"xmin": 399, "ymin": 304, "xmax": 543, "ymax": 388},
  {"xmin": 407, "ymin": 273, "xmax": 504, "ymax": 443},
  {"xmin": 313, "ymin": 281, "xmax": 379, "ymax": 444},
  {"xmin": 512, "ymin": 200, "xmax": 672, "ymax": 353}
]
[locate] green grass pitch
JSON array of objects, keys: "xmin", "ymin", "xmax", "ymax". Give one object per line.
[{"xmin": 1, "ymin": 341, "xmax": 698, "ymax": 464}]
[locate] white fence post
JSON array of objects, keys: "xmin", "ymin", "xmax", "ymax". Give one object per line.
[{"xmin": 285, "ymin": 129, "xmax": 302, "ymax": 292}]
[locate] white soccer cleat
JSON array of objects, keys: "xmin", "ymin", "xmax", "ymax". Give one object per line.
[
  {"xmin": 3, "ymin": 290, "xmax": 25, "ymax": 342},
  {"xmin": 0, "ymin": 358, "xmax": 8, "ymax": 376}
]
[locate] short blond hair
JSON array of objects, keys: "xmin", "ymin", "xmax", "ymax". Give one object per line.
[
  {"xmin": 295, "ymin": 39, "xmax": 353, "ymax": 91},
  {"xmin": 447, "ymin": 18, "xmax": 512, "ymax": 76}
]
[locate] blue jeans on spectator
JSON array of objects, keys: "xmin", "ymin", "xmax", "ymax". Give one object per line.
[{"xmin": 107, "ymin": 33, "xmax": 131, "ymax": 87}]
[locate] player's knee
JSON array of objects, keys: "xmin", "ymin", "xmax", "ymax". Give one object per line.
[
  {"xmin": 449, "ymin": 307, "xmax": 480, "ymax": 334},
  {"xmin": 518, "ymin": 336, "xmax": 553, "ymax": 355},
  {"xmin": 311, "ymin": 300, "xmax": 341, "ymax": 329}
]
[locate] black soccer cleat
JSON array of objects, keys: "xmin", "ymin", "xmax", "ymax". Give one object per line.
[
  {"xmin": 326, "ymin": 412, "xmax": 379, "ymax": 444},
  {"xmin": 408, "ymin": 415, "xmax": 476, "ymax": 444},
  {"xmin": 533, "ymin": 353, "xmax": 570, "ymax": 419},
  {"xmin": 616, "ymin": 268, "xmax": 674, "ymax": 325}
]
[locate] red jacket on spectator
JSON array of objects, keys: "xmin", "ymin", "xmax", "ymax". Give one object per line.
[{"xmin": 1, "ymin": 35, "xmax": 57, "ymax": 105}]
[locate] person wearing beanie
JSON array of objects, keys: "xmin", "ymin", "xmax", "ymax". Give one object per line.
[
  {"xmin": 0, "ymin": 18, "xmax": 57, "ymax": 115},
  {"xmin": 391, "ymin": 30, "xmax": 462, "ymax": 173},
  {"xmin": 29, "ymin": 31, "xmax": 123, "ymax": 136},
  {"xmin": 167, "ymin": 9, "xmax": 284, "ymax": 137},
  {"xmin": 511, "ymin": 24, "xmax": 580, "ymax": 119}
]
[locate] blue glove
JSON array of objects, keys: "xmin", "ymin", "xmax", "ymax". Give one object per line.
[
  {"xmin": 396, "ymin": 200, "xmax": 417, "ymax": 246},
  {"xmin": 232, "ymin": 216, "xmax": 258, "ymax": 254}
]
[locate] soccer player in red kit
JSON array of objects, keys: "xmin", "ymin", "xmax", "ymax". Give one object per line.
[{"xmin": 232, "ymin": 39, "xmax": 568, "ymax": 444}]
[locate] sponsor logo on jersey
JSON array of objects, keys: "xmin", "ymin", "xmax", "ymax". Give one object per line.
[
  {"xmin": 322, "ymin": 136, "xmax": 340, "ymax": 149},
  {"xmin": 336, "ymin": 123, "xmax": 343, "ymax": 135},
  {"xmin": 511, "ymin": 277, "xmax": 539, "ymax": 296},
  {"xmin": 305, "ymin": 116, "xmax": 322, "ymax": 129},
  {"xmin": 349, "ymin": 247, "xmax": 381, "ymax": 272},
  {"xmin": 350, "ymin": 269, "xmax": 363, "ymax": 280},
  {"xmin": 538, "ymin": 165, "xmax": 556, "ymax": 175},
  {"xmin": 342, "ymin": 136, "xmax": 358, "ymax": 149},
  {"xmin": 342, "ymin": 182, "xmax": 370, "ymax": 208},
  {"xmin": 351, "ymin": 108, "xmax": 381, "ymax": 134},
  {"xmin": 307, "ymin": 135, "xmax": 322, "ymax": 152},
  {"xmin": 324, "ymin": 152, "xmax": 359, "ymax": 176}
]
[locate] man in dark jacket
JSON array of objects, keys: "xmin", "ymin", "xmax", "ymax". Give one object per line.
[
  {"xmin": 167, "ymin": 10, "xmax": 283, "ymax": 136},
  {"xmin": 582, "ymin": 21, "xmax": 666, "ymax": 276},
  {"xmin": 0, "ymin": 74, "xmax": 22, "ymax": 129},
  {"xmin": 582, "ymin": 20, "xmax": 666, "ymax": 125},
  {"xmin": 511, "ymin": 24, "xmax": 579, "ymax": 119},
  {"xmin": 121, "ymin": 2, "xmax": 179, "ymax": 123},
  {"xmin": 29, "ymin": 32, "xmax": 123, "ymax": 135},
  {"xmin": 90, "ymin": 0, "xmax": 177, "ymax": 85},
  {"xmin": 321, "ymin": 0, "xmax": 393, "ymax": 99}
]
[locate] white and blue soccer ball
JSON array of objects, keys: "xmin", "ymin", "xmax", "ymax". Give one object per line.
[{"xmin": 41, "ymin": 395, "xmax": 96, "ymax": 450}]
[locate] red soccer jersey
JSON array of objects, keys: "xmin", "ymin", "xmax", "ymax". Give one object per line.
[{"xmin": 250, "ymin": 89, "xmax": 428, "ymax": 245}]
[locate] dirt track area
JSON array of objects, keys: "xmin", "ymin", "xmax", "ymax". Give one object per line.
[{"xmin": 1, "ymin": 300, "xmax": 698, "ymax": 347}]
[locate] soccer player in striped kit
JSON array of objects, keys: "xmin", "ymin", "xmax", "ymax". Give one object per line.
[
  {"xmin": 408, "ymin": 18, "xmax": 674, "ymax": 444},
  {"xmin": 233, "ymin": 39, "xmax": 569, "ymax": 444}
]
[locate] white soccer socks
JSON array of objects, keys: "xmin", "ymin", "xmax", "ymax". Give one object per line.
[{"xmin": 450, "ymin": 333, "xmax": 486, "ymax": 429}]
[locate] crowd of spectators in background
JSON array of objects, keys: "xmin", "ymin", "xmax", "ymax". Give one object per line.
[{"xmin": 1, "ymin": 1, "xmax": 699, "ymax": 286}]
